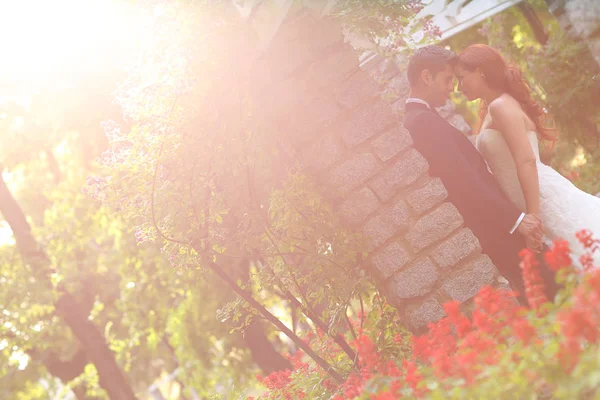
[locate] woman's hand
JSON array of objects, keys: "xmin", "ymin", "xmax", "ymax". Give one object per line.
[{"xmin": 517, "ymin": 213, "xmax": 543, "ymax": 252}]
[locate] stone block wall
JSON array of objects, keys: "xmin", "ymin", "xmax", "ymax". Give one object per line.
[{"xmin": 251, "ymin": 10, "xmax": 506, "ymax": 331}]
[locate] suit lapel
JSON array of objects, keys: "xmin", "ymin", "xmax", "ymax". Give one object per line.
[
  {"xmin": 405, "ymin": 102, "xmax": 487, "ymax": 171},
  {"xmin": 405, "ymin": 103, "xmax": 461, "ymax": 143}
]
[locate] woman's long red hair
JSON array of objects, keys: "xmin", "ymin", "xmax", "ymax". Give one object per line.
[{"xmin": 457, "ymin": 44, "xmax": 557, "ymax": 143}]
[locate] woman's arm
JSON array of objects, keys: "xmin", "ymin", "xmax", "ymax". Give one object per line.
[{"xmin": 489, "ymin": 97, "xmax": 541, "ymax": 217}]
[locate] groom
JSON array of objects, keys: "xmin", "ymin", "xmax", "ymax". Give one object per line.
[{"xmin": 402, "ymin": 45, "xmax": 557, "ymax": 304}]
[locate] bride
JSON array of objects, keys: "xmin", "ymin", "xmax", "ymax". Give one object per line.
[{"xmin": 453, "ymin": 44, "xmax": 600, "ymax": 269}]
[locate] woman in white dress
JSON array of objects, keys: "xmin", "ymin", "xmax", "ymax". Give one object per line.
[{"xmin": 453, "ymin": 44, "xmax": 600, "ymax": 269}]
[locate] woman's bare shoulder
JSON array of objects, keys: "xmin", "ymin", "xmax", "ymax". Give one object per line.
[{"xmin": 489, "ymin": 94, "xmax": 521, "ymax": 116}]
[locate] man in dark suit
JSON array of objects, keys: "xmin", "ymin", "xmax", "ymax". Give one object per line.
[{"xmin": 403, "ymin": 45, "xmax": 557, "ymax": 304}]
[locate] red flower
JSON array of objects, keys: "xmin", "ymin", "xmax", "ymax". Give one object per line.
[
  {"xmin": 444, "ymin": 300, "xmax": 471, "ymax": 337},
  {"xmin": 352, "ymin": 334, "xmax": 379, "ymax": 370},
  {"xmin": 580, "ymin": 253, "xmax": 595, "ymax": 272},
  {"xmin": 555, "ymin": 268, "xmax": 600, "ymax": 372},
  {"xmin": 371, "ymin": 391, "xmax": 399, "ymax": 400},
  {"xmin": 393, "ymin": 334, "xmax": 404, "ymax": 345},
  {"xmin": 471, "ymin": 309, "xmax": 495, "ymax": 334},
  {"xmin": 289, "ymin": 350, "xmax": 308, "ymax": 371},
  {"xmin": 385, "ymin": 360, "xmax": 402, "ymax": 377},
  {"xmin": 402, "ymin": 360, "xmax": 423, "ymax": 395},
  {"xmin": 475, "ymin": 285, "xmax": 512, "ymax": 316},
  {"xmin": 322, "ymin": 379, "xmax": 338, "ymax": 392},
  {"xmin": 576, "ymin": 229, "xmax": 600, "ymax": 252},
  {"xmin": 258, "ymin": 369, "xmax": 292, "ymax": 390},
  {"xmin": 390, "ymin": 380, "xmax": 403, "ymax": 394},
  {"xmin": 520, "ymin": 248, "xmax": 548, "ymax": 309},
  {"xmin": 512, "ymin": 318, "xmax": 536, "ymax": 345},
  {"xmin": 342, "ymin": 373, "xmax": 364, "ymax": 398},
  {"xmin": 544, "ymin": 239, "xmax": 572, "ymax": 271}
]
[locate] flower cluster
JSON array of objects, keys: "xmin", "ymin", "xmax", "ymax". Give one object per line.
[
  {"xmin": 520, "ymin": 247, "xmax": 548, "ymax": 310},
  {"xmin": 257, "ymin": 370, "xmax": 292, "ymax": 391},
  {"xmin": 256, "ymin": 230, "xmax": 600, "ymax": 399},
  {"xmin": 422, "ymin": 19, "xmax": 442, "ymax": 40}
]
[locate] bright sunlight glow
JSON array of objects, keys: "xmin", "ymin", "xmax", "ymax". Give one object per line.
[{"xmin": 0, "ymin": 0, "xmax": 150, "ymax": 94}]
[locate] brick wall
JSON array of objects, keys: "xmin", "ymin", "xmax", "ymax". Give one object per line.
[{"xmin": 251, "ymin": 10, "xmax": 507, "ymax": 331}]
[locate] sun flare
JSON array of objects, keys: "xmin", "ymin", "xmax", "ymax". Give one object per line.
[{"xmin": 0, "ymin": 0, "xmax": 150, "ymax": 93}]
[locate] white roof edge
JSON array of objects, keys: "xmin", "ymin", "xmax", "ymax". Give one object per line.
[{"xmin": 437, "ymin": 0, "xmax": 524, "ymax": 41}]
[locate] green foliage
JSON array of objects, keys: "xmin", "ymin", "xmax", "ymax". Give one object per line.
[{"xmin": 330, "ymin": 0, "xmax": 434, "ymax": 53}]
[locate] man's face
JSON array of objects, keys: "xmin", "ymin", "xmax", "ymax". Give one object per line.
[{"xmin": 426, "ymin": 64, "xmax": 454, "ymax": 107}]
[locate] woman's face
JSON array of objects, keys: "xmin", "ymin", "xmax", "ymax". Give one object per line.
[{"xmin": 454, "ymin": 64, "xmax": 485, "ymax": 101}]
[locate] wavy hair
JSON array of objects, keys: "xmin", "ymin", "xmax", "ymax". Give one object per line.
[{"xmin": 456, "ymin": 44, "xmax": 557, "ymax": 143}]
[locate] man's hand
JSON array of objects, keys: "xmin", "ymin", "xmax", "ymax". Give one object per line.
[
  {"xmin": 526, "ymin": 234, "xmax": 543, "ymax": 253},
  {"xmin": 517, "ymin": 214, "xmax": 543, "ymax": 252}
]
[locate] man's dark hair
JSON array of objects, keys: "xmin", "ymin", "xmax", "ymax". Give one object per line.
[{"xmin": 406, "ymin": 45, "xmax": 456, "ymax": 87}]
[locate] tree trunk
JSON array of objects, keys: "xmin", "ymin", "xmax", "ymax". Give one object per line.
[
  {"xmin": 43, "ymin": 348, "xmax": 88, "ymax": 382},
  {"xmin": 27, "ymin": 348, "xmax": 99, "ymax": 398},
  {"xmin": 518, "ymin": 3, "xmax": 548, "ymax": 45},
  {"xmin": 0, "ymin": 174, "xmax": 137, "ymax": 400},
  {"xmin": 45, "ymin": 350, "xmax": 101, "ymax": 400},
  {"xmin": 55, "ymin": 293, "xmax": 137, "ymax": 399},
  {"xmin": 243, "ymin": 319, "xmax": 293, "ymax": 374},
  {"xmin": 230, "ymin": 259, "xmax": 292, "ymax": 374}
]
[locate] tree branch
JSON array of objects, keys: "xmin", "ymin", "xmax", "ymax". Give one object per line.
[
  {"xmin": 0, "ymin": 172, "xmax": 137, "ymax": 400},
  {"xmin": 259, "ymin": 255, "xmax": 358, "ymax": 365},
  {"xmin": 198, "ymin": 251, "xmax": 344, "ymax": 383},
  {"xmin": 0, "ymin": 168, "xmax": 50, "ymax": 276}
]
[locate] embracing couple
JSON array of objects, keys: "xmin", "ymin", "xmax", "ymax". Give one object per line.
[{"xmin": 403, "ymin": 44, "xmax": 600, "ymax": 304}]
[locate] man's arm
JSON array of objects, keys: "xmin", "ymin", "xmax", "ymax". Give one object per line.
[{"xmin": 406, "ymin": 112, "xmax": 522, "ymax": 233}]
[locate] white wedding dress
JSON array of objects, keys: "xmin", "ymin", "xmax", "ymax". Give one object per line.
[{"xmin": 476, "ymin": 114, "xmax": 600, "ymax": 269}]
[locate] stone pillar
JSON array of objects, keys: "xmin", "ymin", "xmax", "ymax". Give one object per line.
[
  {"xmin": 252, "ymin": 10, "xmax": 504, "ymax": 331},
  {"xmin": 546, "ymin": 0, "xmax": 600, "ymax": 66}
]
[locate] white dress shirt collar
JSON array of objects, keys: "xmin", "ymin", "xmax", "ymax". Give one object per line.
[{"xmin": 405, "ymin": 97, "xmax": 431, "ymax": 109}]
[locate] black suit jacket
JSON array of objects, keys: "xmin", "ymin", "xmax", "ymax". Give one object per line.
[{"xmin": 404, "ymin": 102, "xmax": 528, "ymax": 292}]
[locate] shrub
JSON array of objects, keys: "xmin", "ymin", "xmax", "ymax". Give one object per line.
[{"xmin": 256, "ymin": 230, "xmax": 600, "ymax": 399}]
